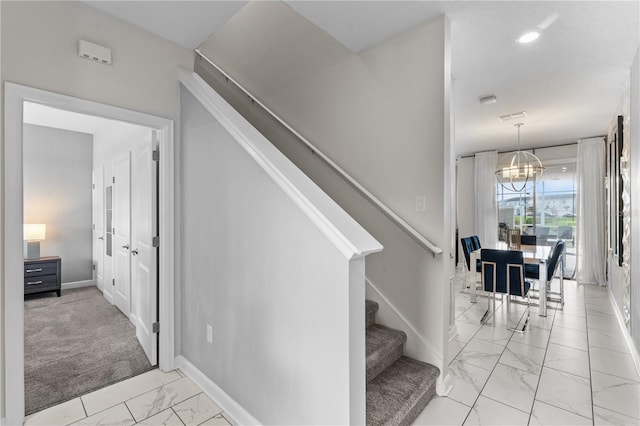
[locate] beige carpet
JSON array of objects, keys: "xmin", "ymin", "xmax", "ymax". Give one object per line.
[{"xmin": 24, "ymin": 287, "xmax": 154, "ymax": 415}]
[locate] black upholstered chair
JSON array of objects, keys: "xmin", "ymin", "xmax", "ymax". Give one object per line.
[
  {"xmin": 480, "ymin": 248, "xmax": 531, "ymax": 331},
  {"xmin": 460, "ymin": 237, "xmax": 481, "ymax": 273},
  {"xmin": 520, "ymin": 234, "xmax": 537, "ymax": 246},
  {"xmin": 471, "ymin": 235, "xmax": 481, "ymax": 251},
  {"xmin": 524, "ymin": 240, "xmax": 566, "ymax": 308}
]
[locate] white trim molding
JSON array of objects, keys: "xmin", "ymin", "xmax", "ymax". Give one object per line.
[
  {"xmin": 3, "ymin": 82, "xmax": 176, "ymax": 426},
  {"xmin": 178, "ymin": 68, "xmax": 382, "ymax": 262},
  {"xmin": 175, "ymin": 356, "xmax": 261, "ymax": 426},
  {"xmin": 365, "ymin": 277, "xmax": 442, "ymax": 368},
  {"xmin": 61, "ymin": 279, "xmax": 96, "ymax": 290},
  {"xmin": 607, "ymin": 287, "xmax": 640, "ymax": 376}
]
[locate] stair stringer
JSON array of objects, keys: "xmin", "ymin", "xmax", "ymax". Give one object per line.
[{"xmin": 365, "ymin": 277, "xmax": 453, "ymax": 396}]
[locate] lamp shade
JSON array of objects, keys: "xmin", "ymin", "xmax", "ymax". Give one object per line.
[{"xmin": 24, "ymin": 224, "xmax": 46, "ymax": 241}]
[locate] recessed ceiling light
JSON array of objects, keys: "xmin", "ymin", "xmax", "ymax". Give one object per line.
[{"xmin": 518, "ymin": 31, "xmax": 540, "ymax": 44}]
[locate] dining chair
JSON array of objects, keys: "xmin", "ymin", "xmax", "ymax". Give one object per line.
[
  {"xmin": 460, "ymin": 237, "xmax": 481, "ymax": 272},
  {"xmin": 524, "ymin": 239, "xmax": 565, "ymax": 308},
  {"xmin": 480, "ymin": 248, "xmax": 531, "ymax": 332},
  {"xmin": 471, "ymin": 235, "xmax": 481, "ymax": 251},
  {"xmin": 460, "ymin": 237, "xmax": 481, "ymax": 293},
  {"xmin": 520, "ymin": 234, "xmax": 537, "ymax": 245}
]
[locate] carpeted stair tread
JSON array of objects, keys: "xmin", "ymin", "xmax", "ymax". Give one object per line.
[
  {"xmin": 366, "ymin": 356, "xmax": 440, "ymax": 426},
  {"xmin": 366, "ymin": 324, "xmax": 406, "ymax": 383},
  {"xmin": 366, "ymin": 300, "xmax": 379, "ymax": 328}
]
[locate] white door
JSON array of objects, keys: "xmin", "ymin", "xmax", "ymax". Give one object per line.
[
  {"xmin": 92, "ymin": 167, "xmax": 105, "ymax": 291},
  {"xmin": 131, "ymin": 133, "xmax": 158, "ymax": 365},
  {"xmin": 113, "ymin": 153, "xmax": 132, "ymax": 318}
]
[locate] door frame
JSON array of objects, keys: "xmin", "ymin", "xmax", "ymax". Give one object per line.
[
  {"xmin": 92, "ymin": 165, "xmax": 105, "ymax": 292},
  {"xmin": 3, "ymin": 82, "xmax": 176, "ymax": 425}
]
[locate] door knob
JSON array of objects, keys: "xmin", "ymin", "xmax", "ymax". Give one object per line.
[
  {"xmin": 98, "ymin": 237, "xmax": 104, "ymax": 240},
  {"xmin": 131, "ymin": 249, "xmax": 139, "ymax": 256},
  {"xmin": 122, "ymin": 244, "xmax": 130, "ymax": 249}
]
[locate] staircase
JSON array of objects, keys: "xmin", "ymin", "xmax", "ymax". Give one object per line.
[{"xmin": 366, "ymin": 300, "xmax": 439, "ymax": 425}]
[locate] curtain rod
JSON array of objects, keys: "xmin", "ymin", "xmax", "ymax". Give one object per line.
[{"xmin": 459, "ymin": 135, "xmax": 606, "ymax": 159}]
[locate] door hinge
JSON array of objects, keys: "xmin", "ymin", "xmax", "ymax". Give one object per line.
[
  {"xmin": 92, "ymin": 264, "xmax": 96, "ymax": 271},
  {"xmin": 152, "ymin": 236, "xmax": 160, "ymax": 247},
  {"xmin": 92, "ymin": 224, "xmax": 95, "ymax": 230},
  {"xmin": 92, "ymin": 183, "xmax": 95, "ymax": 189},
  {"xmin": 112, "ymin": 177, "xmax": 115, "ymax": 183},
  {"xmin": 112, "ymin": 227, "xmax": 115, "ymax": 234},
  {"xmin": 112, "ymin": 278, "xmax": 115, "ymax": 286},
  {"xmin": 152, "ymin": 322, "xmax": 160, "ymax": 333},
  {"xmin": 152, "ymin": 149, "xmax": 160, "ymax": 162}
]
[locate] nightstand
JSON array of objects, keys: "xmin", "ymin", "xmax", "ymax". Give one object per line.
[{"xmin": 24, "ymin": 256, "xmax": 61, "ymax": 297}]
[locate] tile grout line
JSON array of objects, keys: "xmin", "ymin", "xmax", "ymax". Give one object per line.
[
  {"xmin": 75, "ymin": 371, "xmax": 184, "ymax": 419},
  {"xmin": 524, "ymin": 296, "xmax": 557, "ymax": 425},
  {"xmin": 79, "ymin": 397, "xmax": 88, "ymax": 419},
  {"xmin": 55, "ymin": 372, "xmax": 183, "ymax": 424},
  {"xmin": 458, "ymin": 297, "xmax": 525, "ymax": 425},
  {"xmin": 584, "ymin": 284, "xmax": 596, "ymax": 425},
  {"xmin": 123, "ymin": 401, "xmax": 137, "ymax": 424},
  {"xmin": 170, "ymin": 407, "xmax": 187, "ymax": 426},
  {"xmin": 128, "ymin": 386, "xmax": 201, "ymax": 425}
]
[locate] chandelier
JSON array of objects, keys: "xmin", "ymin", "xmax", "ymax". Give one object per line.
[{"xmin": 495, "ymin": 123, "xmax": 545, "ymax": 192}]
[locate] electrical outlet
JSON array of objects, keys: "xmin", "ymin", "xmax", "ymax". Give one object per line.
[
  {"xmin": 206, "ymin": 324, "xmax": 213, "ymax": 343},
  {"xmin": 416, "ymin": 195, "xmax": 426, "ymax": 212}
]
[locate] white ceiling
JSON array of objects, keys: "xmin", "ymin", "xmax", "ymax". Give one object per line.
[
  {"xmin": 83, "ymin": 1, "xmax": 640, "ymax": 156},
  {"xmin": 86, "ymin": 1, "xmax": 247, "ymax": 49}
]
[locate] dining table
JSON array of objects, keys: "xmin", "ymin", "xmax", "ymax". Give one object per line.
[{"xmin": 468, "ymin": 243, "xmax": 552, "ymax": 317}]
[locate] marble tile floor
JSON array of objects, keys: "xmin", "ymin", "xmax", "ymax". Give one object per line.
[
  {"xmin": 25, "ymin": 271, "xmax": 640, "ymax": 426},
  {"xmin": 414, "ymin": 271, "xmax": 640, "ymax": 426},
  {"xmin": 25, "ymin": 369, "xmax": 232, "ymax": 426}
]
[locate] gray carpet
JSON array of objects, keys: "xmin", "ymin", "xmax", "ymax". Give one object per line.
[
  {"xmin": 365, "ymin": 300, "xmax": 439, "ymax": 425},
  {"xmin": 24, "ymin": 287, "xmax": 154, "ymax": 415}
]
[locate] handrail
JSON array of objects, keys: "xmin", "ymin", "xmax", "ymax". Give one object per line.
[{"xmin": 195, "ymin": 49, "xmax": 443, "ymax": 256}]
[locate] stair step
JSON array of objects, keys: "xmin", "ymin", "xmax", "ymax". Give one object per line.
[
  {"xmin": 366, "ymin": 300, "xmax": 379, "ymax": 328},
  {"xmin": 366, "ymin": 325, "xmax": 406, "ymax": 383},
  {"xmin": 366, "ymin": 357, "xmax": 440, "ymax": 426}
]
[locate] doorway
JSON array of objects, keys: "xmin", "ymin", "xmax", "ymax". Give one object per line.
[
  {"xmin": 21, "ymin": 102, "xmax": 161, "ymax": 414},
  {"xmin": 3, "ymin": 83, "xmax": 176, "ymax": 425}
]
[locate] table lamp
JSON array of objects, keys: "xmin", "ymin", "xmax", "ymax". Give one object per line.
[{"xmin": 24, "ymin": 224, "xmax": 46, "ymax": 259}]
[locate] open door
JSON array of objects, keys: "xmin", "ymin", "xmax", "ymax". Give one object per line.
[
  {"xmin": 131, "ymin": 132, "xmax": 158, "ymax": 365},
  {"xmin": 113, "ymin": 152, "xmax": 132, "ymax": 318},
  {"xmin": 92, "ymin": 166, "xmax": 105, "ymax": 291}
]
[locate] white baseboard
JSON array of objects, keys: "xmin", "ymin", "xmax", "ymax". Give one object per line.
[
  {"xmin": 606, "ymin": 288, "xmax": 640, "ymax": 377},
  {"xmin": 436, "ymin": 372, "xmax": 453, "ymax": 396},
  {"xmin": 175, "ymin": 356, "xmax": 261, "ymax": 425},
  {"xmin": 62, "ymin": 279, "xmax": 96, "ymax": 290},
  {"xmin": 449, "ymin": 324, "xmax": 458, "ymax": 342}
]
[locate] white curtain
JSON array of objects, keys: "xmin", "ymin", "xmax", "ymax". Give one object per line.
[
  {"xmin": 474, "ymin": 151, "xmax": 498, "ymax": 248},
  {"xmin": 576, "ymin": 138, "xmax": 606, "ymax": 285}
]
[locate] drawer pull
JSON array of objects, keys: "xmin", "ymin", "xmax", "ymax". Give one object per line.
[
  {"xmin": 26, "ymin": 268, "xmax": 43, "ymax": 273},
  {"xmin": 26, "ymin": 280, "xmax": 43, "ymax": 285}
]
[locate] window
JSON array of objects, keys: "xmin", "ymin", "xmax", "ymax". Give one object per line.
[{"xmin": 497, "ymin": 163, "xmax": 577, "ymax": 277}]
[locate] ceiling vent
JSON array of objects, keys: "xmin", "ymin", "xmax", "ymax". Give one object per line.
[
  {"xmin": 479, "ymin": 95, "xmax": 497, "ymax": 104},
  {"xmin": 499, "ymin": 111, "xmax": 528, "ymax": 121},
  {"xmin": 78, "ymin": 40, "xmax": 112, "ymax": 65}
]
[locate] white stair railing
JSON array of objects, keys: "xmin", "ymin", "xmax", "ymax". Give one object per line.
[{"xmin": 195, "ymin": 49, "xmax": 443, "ymax": 257}]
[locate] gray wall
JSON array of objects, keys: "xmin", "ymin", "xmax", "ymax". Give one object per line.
[
  {"xmin": 23, "ymin": 124, "xmax": 93, "ymax": 283},
  {"xmin": 180, "ymin": 85, "xmax": 363, "ymax": 424},
  {"xmin": 197, "ymin": 2, "xmax": 451, "ymax": 370}
]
